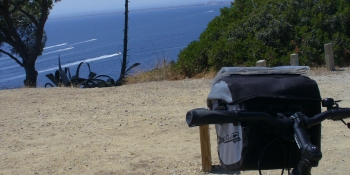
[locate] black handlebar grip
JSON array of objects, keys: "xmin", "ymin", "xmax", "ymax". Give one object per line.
[
  {"xmin": 186, "ymin": 108, "xmax": 238, "ymax": 127},
  {"xmin": 306, "ymin": 108, "xmax": 350, "ymax": 127},
  {"xmin": 330, "ymin": 108, "xmax": 350, "ymax": 120}
]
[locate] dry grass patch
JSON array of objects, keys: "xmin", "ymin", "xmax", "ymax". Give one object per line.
[
  {"xmin": 125, "ymin": 67, "xmax": 217, "ymax": 84},
  {"xmin": 126, "ymin": 65, "xmax": 341, "ymax": 85},
  {"xmin": 125, "ymin": 66, "xmax": 181, "ymax": 84},
  {"xmin": 125, "ymin": 60, "xmax": 217, "ymax": 85}
]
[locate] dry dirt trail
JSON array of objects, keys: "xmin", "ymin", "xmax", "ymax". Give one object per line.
[{"xmin": 1, "ymin": 68, "xmax": 350, "ymax": 175}]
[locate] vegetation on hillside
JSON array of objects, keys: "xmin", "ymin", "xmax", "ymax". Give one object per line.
[{"xmin": 176, "ymin": 0, "xmax": 350, "ymax": 77}]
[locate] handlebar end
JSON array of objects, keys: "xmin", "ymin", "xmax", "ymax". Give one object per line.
[
  {"xmin": 186, "ymin": 111, "xmax": 194, "ymax": 127},
  {"xmin": 186, "ymin": 108, "xmax": 204, "ymax": 127}
]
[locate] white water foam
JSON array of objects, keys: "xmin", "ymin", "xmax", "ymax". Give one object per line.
[
  {"xmin": 42, "ymin": 39, "xmax": 97, "ymax": 55},
  {"xmin": 70, "ymin": 39, "xmax": 97, "ymax": 46},
  {"xmin": 0, "ymin": 64, "xmax": 20, "ymax": 71},
  {"xmin": 44, "ymin": 43, "xmax": 68, "ymax": 50},
  {"xmin": 43, "ymin": 46, "xmax": 74, "ymax": 55},
  {"xmin": 43, "ymin": 39, "xmax": 97, "ymax": 50},
  {"xmin": 0, "ymin": 52, "xmax": 121, "ymax": 82},
  {"xmin": 1, "ymin": 39, "xmax": 99, "ymax": 72},
  {"xmin": 39, "ymin": 52, "xmax": 121, "ymax": 73},
  {"xmin": 0, "ymin": 47, "xmax": 74, "ymax": 71}
]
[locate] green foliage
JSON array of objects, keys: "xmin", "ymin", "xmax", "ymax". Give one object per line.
[
  {"xmin": 45, "ymin": 55, "xmax": 141, "ymax": 88},
  {"xmin": 45, "ymin": 56, "xmax": 116, "ymax": 88},
  {"xmin": 176, "ymin": 41, "xmax": 208, "ymax": 75},
  {"xmin": 0, "ymin": 0, "xmax": 61, "ymax": 87},
  {"xmin": 177, "ymin": 0, "xmax": 350, "ymax": 77}
]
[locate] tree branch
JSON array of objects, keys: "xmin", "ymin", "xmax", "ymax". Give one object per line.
[
  {"xmin": 0, "ymin": 1, "xmax": 29, "ymax": 59},
  {"xmin": 0, "ymin": 33, "xmax": 17, "ymax": 48},
  {"xmin": 39, "ymin": 0, "xmax": 50, "ymax": 27},
  {"xmin": 8, "ymin": 0, "xmax": 26, "ymax": 14},
  {"xmin": 0, "ymin": 49, "xmax": 24, "ymax": 67},
  {"xmin": 0, "ymin": 20, "xmax": 13, "ymax": 41},
  {"xmin": 31, "ymin": 0, "xmax": 51, "ymax": 59},
  {"xmin": 0, "ymin": 24, "xmax": 20, "ymax": 52},
  {"xmin": 7, "ymin": 0, "xmax": 40, "ymax": 27}
]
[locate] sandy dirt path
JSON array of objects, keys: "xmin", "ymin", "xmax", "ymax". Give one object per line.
[{"xmin": 1, "ymin": 68, "xmax": 350, "ymax": 175}]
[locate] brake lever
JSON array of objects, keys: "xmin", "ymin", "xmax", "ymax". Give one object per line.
[
  {"xmin": 334, "ymin": 100, "xmax": 342, "ymax": 108},
  {"xmin": 340, "ymin": 119, "xmax": 350, "ymax": 129},
  {"xmin": 329, "ymin": 101, "xmax": 350, "ymax": 129},
  {"xmin": 322, "ymin": 99, "xmax": 350, "ymax": 129}
]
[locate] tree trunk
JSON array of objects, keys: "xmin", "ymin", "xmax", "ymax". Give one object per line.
[
  {"xmin": 23, "ymin": 61, "xmax": 38, "ymax": 88},
  {"xmin": 117, "ymin": 0, "xmax": 129, "ymax": 84}
]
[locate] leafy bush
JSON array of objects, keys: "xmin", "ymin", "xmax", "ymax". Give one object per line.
[
  {"xmin": 177, "ymin": 0, "xmax": 350, "ymax": 77},
  {"xmin": 176, "ymin": 41, "xmax": 209, "ymax": 76}
]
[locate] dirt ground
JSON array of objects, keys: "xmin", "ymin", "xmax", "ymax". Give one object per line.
[{"xmin": 1, "ymin": 68, "xmax": 350, "ymax": 175}]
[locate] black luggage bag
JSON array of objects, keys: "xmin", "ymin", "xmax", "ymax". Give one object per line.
[{"xmin": 207, "ymin": 67, "xmax": 321, "ymax": 170}]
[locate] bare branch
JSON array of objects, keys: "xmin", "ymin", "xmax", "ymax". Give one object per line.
[
  {"xmin": 0, "ymin": 1, "xmax": 30, "ymax": 59},
  {"xmin": 0, "ymin": 49, "xmax": 24, "ymax": 67},
  {"xmin": 0, "ymin": 31, "xmax": 18, "ymax": 49}
]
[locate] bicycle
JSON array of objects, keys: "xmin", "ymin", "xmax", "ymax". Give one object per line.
[
  {"xmin": 186, "ymin": 98, "xmax": 350, "ymax": 175},
  {"xmin": 184, "ymin": 67, "xmax": 350, "ymax": 175}
]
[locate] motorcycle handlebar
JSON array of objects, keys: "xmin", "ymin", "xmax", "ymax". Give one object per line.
[{"xmin": 186, "ymin": 108, "xmax": 350, "ymax": 128}]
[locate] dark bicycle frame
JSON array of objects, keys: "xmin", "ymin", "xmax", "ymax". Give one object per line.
[{"xmin": 186, "ymin": 98, "xmax": 350, "ymax": 175}]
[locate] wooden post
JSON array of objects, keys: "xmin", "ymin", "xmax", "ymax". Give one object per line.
[
  {"xmin": 199, "ymin": 125, "xmax": 212, "ymax": 172},
  {"xmin": 256, "ymin": 60, "xmax": 266, "ymax": 67},
  {"xmin": 324, "ymin": 43, "xmax": 335, "ymax": 71},
  {"xmin": 290, "ymin": 54, "xmax": 299, "ymax": 66}
]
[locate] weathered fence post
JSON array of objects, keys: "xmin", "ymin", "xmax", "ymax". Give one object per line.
[
  {"xmin": 256, "ymin": 60, "xmax": 266, "ymax": 67},
  {"xmin": 199, "ymin": 125, "xmax": 212, "ymax": 172},
  {"xmin": 290, "ymin": 54, "xmax": 299, "ymax": 66},
  {"xmin": 324, "ymin": 43, "xmax": 335, "ymax": 71}
]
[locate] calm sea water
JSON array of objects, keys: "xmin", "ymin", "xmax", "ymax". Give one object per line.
[{"xmin": 0, "ymin": 4, "xmax": 228, "ymax": 89}]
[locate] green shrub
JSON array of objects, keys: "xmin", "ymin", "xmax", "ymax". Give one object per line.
[
  {"xmin": 45, "ymin": 56, "xmax": 116, "ymax": 88},
  {"xmin": 177, "ymin": 0, "xmax": 350, "ymax": 77}
]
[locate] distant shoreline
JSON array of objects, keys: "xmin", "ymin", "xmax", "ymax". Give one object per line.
[
  {"xmin": 48, "ymin": 2, "xmax": 231, "ymax": 21},
  {"xmin": 129, "ymin": 2, "xmax": 231, "ymax": 13}
]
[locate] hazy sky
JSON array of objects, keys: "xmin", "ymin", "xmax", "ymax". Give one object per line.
[{"xmin": 50, "ymin": 0, "xmax": 213, "ymax": 16}]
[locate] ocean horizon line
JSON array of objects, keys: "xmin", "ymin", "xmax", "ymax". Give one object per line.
[{"xmin": 48, "ymin": 2, "xmax": 230, "ymax": 21}]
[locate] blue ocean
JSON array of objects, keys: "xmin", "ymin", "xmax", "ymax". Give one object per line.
[{"xmin": 0, "ymin": 4, "xmax": 229, "ymax": 89}]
